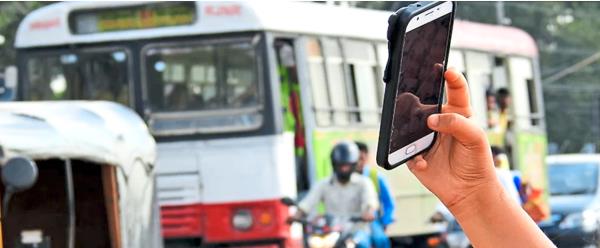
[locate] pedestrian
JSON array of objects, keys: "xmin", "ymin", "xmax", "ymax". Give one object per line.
[
  {"xmin": 355, "ymin": 141, "xmax": 394, "ymax": 248},
  {"xmin": 491, "ymin": 146, "xmax": 521, "ymax": 205}
]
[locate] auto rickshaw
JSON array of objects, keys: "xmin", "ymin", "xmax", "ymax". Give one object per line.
[{"xmin": 0, "ymin": 101, "xmax": 161, "ymax": 248}]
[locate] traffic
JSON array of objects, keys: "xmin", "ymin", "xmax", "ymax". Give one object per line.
[{"xmin": 0, "ymin": 1, "xmax": 595, "ymax": 247}]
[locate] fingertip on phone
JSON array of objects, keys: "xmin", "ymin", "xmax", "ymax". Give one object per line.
[{"xmin": 428, "ymin": 114, "xmax": 440, "ymax": 127}]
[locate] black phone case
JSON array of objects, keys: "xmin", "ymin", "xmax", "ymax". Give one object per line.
[{"xmin": 376, "ymin": 1, "xmax": 456, "ymax": 170}]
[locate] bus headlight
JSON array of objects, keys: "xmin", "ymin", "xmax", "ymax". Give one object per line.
[{"xmin": 232, "ymin": 209, "xmax": 253, "ymax": 231}]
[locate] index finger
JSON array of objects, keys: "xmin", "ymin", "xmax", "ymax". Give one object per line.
[{"xmin": 443, "ymin": 68, "xmax": 472, "ymax": 116}]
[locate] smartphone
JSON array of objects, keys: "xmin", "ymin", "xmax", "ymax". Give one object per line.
[{"xmin": 377, "ymin": 1, "xmax": 455, "ymax": 169}]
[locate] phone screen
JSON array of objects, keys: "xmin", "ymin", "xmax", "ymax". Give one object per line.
[{"xmin": 389, "ymin": 13, "xmax": 452, "ymax": 156}]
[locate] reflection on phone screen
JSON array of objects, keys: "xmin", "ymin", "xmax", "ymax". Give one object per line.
[{"xmin": 389, "ymin": 13, "xmax": 451, "ymax": 155}]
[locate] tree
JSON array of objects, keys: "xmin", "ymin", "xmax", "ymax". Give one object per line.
[
  {"xmin": 0, "ymin": 2, "xmax": 50, "ymax": 68},
  {"xmin": 502, "ymin": 2, "xmax": 600, "ymax": 152},
  {"xmin": 355, "ymin": 1, "xmax": 600, "ymax": 152}
]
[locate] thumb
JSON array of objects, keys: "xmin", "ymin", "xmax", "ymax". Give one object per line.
[{"xmin": 427, "ymin": 113, "xmax": 487, "ymax": 147}]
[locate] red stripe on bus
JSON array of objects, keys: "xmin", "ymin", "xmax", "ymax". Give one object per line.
[
  {"xmin": 161, "ymin": 199, "xmax": 302, "ymax": 246},
  {"xmin": 161, "ymin": 204, "xmax": 204, "ymax": 238}
]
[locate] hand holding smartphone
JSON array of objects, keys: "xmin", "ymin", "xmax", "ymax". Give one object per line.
[{"xmin": 377, "ymin": 1, "xmax": 456, "ymax": 169}]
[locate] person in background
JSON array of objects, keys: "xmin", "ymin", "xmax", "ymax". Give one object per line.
[
  {"xmin": 491, "ymin": 146, "xmax": 521, "ymax": 205},
  {"xmin": 355, "ymin": 141, "xmax": 394, "ymax": 248},
  {"xmin": 491, "ymin": 146, "xmax": 522, "ymax": 205},
  {"xmin": 496, "ymin": 88, "xmax": 512, "ymax": 118},
  {"xmin": 486, "ymin": 90, "xmax": 499, "ymax": 130},
  {"xmin": 511, "ymin": 169, "xmax": 523, "ymax": 203},
  {"xmin": 496, "ymin": 87, "xmax": 514, "ymax": 160},
  {"xmin": 295, "ymin": 141, "xmax": 379, "ymax": 248}
]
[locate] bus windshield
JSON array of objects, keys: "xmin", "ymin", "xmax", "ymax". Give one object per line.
[
  {"xmin": 143, "ymin": 35, "xmax": 263, "ymax": 136},
  {"xmin": 26, "ymin": 49, "xmax": 131, "ymax": 105},
  {"xmin": 23, "ymin": 35, "xmax": 264, "ymax": 136}
]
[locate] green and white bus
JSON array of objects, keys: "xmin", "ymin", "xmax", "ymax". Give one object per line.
[{"xmin": 10, "ymin": 2, "xmax": 548, "ymax": 246}]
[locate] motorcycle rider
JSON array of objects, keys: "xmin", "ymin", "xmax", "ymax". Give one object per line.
[{"xmin": 295, "ymin": 141, "xmax": 379, "ymax": 248}]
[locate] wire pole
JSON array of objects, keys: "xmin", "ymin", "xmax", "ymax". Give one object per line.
[
  {"xmin": 592, "ymin": 92, "xmax": 600, "ymax": 152},
  {"xmin": 496, "ymin": 1, "xmax": 505, "ymax": 25},
  {"xmin": 544, "ymin": 51, "xmax": 600, "ymax": 84},
  {"xmin": 495, "ymin": 2, "xmax": 510, "ymax": 25}
]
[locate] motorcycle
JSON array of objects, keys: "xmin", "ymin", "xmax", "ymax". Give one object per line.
[
  {"xmin": 429, "ymin": 210, "xmax": 470, "ymax": 248},
  {"xmin": 281, "ymin": 197, "xmax": 368, "ymax": 248}
]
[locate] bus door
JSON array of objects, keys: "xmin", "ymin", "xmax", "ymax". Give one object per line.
[
  {"xmin": 274, "ymin": 39, "xmax": 309, "ymax": 192},
  {"xmin": 491, "ymin": 56, "xmax": 517, "ymax": 169}
]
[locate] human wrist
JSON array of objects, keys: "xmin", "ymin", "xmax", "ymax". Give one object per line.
[
  {"xmin": 446, "ymin": 179, "xmax": 506, "ymax": 223},
  {"xmin": 444, "ymin": 177, "xmax": 555, "ymax": 247}
]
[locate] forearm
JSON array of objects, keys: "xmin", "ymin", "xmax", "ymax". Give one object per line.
[
  {"xmin": 297, "ymin": 200, "xmax": 313, "ymax": 216},
  {"xmin": 449, "ymin": 181, "xmax": 555, "ymax": 248},
  {"xmin": 298, "ymin": 182, "xmax": 323, "ymax": 215}
]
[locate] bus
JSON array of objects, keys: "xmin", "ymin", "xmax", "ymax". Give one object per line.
[{"xmin": 11, "ymin": 2, "xmax": 549, "ymax": 246}]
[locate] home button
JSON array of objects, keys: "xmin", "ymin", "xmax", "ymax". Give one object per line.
[{"xmin": 405, "ymin": 144, "xmax": 417, "ymax": 154}]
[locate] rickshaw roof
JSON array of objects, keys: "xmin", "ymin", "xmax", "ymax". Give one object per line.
[{"xmin": 0, "ymin": 101, "xmax": 156, "ymax": 168}]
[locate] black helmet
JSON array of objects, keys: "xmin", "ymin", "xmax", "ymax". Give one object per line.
[{"xmin": 330, "ymin": 141, "xmax": 359, "ymax": 183}]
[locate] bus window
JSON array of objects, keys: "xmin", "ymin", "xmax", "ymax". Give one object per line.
[
  {"xmin": 27, "ymin": 55, "xmax": 71, "ymax": 101},
  {"xmin": 376, "ymin": 43, "xmax": 387, "ymax": 106},
  {"xmin": 464, "ymin": 51, "xmax": 493, "ymax": 128},
  {"xmin": 492, "ymin": 56, "xmax": 509, "ymax": 90},
  {"xmin": 321, "ymin": 38, "xmax": 349, "ymax": 126},
  {"xmin": 343, "ymin": 40, "xmax": 379, "ymax": 125},
  {"xmin": 306, "ymin": 38, "xmax": 331, "ymax": 126},
  {"xmin": 447, "ymin": 50, "xmax": 465, "ymax": 74},
  {"xmin": 143, "ymin": 37, "xmax": 263, "ymax": 135},
  {"xmin": 190, "ymin": 65, "xmax": 217, "ymax": 101},
  {"xmin": 26, "ymin": 49, "xmax": 131, "ymax": 105},
  {"xmin": 527, "ymin": 78, "xmax": 540, "ymax": 126},
  {"xmin": 224, "ymin": 44, "xmax": 259, "ymax": 107},
  {"xmin": 79, "ymin": 50, "xmax": 130, "ymax": 105},
  {"xmin": 508, "ymin": 57, "xmax": 537, "ymax": 129},
  {"xmin": 145, "ymin": 42, "xmax": 259, "ymax": 112}
]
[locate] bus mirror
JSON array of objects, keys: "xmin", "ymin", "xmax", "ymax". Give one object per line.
[
  {"xmin": 280, "ymin": 197, "xmax": 297, "ymax": 207},
  {"xmin": 2, "ymin": 157, "xmax": 38, "ymax": 217}
]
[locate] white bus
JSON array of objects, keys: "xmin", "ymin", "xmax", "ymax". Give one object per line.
[{"xmin": 12, "ymin": 2, "xmax": 548, "ymax": 247}]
